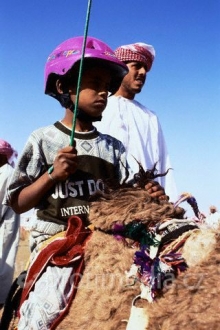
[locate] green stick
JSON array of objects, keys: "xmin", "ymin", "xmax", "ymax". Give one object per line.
[
  {"xmin": 48, "ymin": 0, "xmax": 92, "ymax": 174},
  {"xmin": 69, "ymin": 0, "xmax": 92, "ymax": 146}
]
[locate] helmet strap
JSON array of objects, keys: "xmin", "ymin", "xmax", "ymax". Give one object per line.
[
  {"xmin": 59, "ymin": 93, "xmax": 73, "ymax": 109},
  {"xmin": 63, "ymin": 94, "xmax": 102, "ymax": 122}
]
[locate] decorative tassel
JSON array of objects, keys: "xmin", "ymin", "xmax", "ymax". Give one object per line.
[{"xmin": 174, "ymin": 192, "xmax": 205, "ymax": 222}]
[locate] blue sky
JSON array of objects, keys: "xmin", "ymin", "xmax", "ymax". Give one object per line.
[{"xmin": 1, "ymin": 0, "xmax": 220, "ymax": 216}]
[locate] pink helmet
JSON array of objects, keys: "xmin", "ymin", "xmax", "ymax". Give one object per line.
[{"xmin": 44, "ymin": 36, "xmax": 128, "ymax": 97}]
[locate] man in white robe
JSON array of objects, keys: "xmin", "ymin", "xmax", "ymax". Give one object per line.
[
  {"xmin": 0, "ymin": 139, "xmax": 20, "ymax": 307},
  {"xmin": 205, "ymin": 205, "xmax": 220, "ymax": 229},
  {"xmin": 95, "ymin": 42, "xmax": 177, "ymax": 202}
]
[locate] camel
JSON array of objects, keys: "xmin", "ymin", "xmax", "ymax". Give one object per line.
[
  {"xmin": 57, "ymin": 186, "xmax": 219, "ymax": 330},
  {"xmin": 1, "ymin": 166, "xmax": 219, "ymax": 330}
]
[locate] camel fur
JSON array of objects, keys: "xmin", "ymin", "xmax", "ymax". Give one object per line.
[
  {"xmin": 57, "ymin": 187, "xmax": 219, "ymax": 330},
  {"xmin": 147, "ymin": 229, "xmax": 220, "ymax": 330}
]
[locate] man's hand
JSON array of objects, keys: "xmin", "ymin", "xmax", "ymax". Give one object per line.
[{"xmin": 144, "ymin": 181, "xmax": 169, "ymax": 201}]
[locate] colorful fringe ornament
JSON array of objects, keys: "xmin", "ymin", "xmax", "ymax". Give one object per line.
[
  {"xmin": 116, "ymin": 219, "xmax": 189, "ymax": 302},
  {"xmin": 112, "ymin": 220, "xmax": 160, "ymax": 247}
]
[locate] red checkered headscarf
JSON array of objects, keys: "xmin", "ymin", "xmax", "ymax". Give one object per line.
[
  {"xmin": 115, "ymin": 42, "xmax": 155, "ymax": 72},
  {"xmin": 0, "ymin": 139, "xmax": 18, "ymax": 167}
]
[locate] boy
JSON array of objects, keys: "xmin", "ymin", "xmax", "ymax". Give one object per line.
[
  {"xmin": 7, "ymin": 36, "xmax": 130, "ymax": 246},
  {"xmin": 7, "ymin": 36, "xmax": 166, "ymax": 252},
  {"xmin": 6, "ymin": 36, "xmax": 166, "ymax": 329}
]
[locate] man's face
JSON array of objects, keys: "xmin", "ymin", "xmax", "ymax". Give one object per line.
[{"xmin": 121, "ymin": 61, "xmax": 147, "ymax": 96}]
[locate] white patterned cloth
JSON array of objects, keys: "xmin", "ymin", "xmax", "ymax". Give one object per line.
[
  {"xmin": 6, "ymin": 122, "xmax": 130, "ymax": 227},
  {"xmin": 17, "ymin": 265, "xmax": 73, "ymax": 330}
]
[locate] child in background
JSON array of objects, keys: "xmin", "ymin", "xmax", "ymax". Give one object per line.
[{"xmin": 6, "ymin": 36, "xmax": 167, "ymax": 328}]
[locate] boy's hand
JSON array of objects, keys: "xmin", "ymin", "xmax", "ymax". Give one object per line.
[
  {"xmin": 144, "ymin": 181, "xmax": 169, "ymax": 201},
  {"xmin": 52, "ymin": 145, "xmax": 78, "ymax": 181}
]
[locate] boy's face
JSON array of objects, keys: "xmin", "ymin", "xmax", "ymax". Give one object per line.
[{"xmin": 69, "ymin": 66, "xmax": 111, "ymax": 118}]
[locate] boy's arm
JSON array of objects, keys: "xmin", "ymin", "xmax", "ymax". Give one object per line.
[{"xmin": 11, "ymin": 146, "xmax": 78, "ymax": 214}]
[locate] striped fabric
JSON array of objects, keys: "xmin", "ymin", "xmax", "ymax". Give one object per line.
[{"xmin": 115, "ymin": 42, "xmax": 155, "ymax": 72}]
